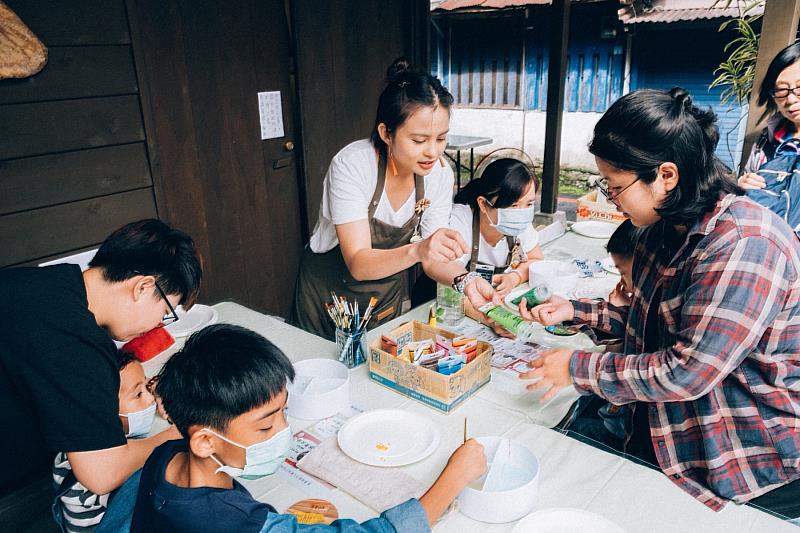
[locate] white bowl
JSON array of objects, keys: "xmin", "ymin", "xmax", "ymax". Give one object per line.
[
  {"xmin": 528, "ymin": 260, "xmax": 579, "ymax": 297},
  {"xmin": 287, "ymin": 359, "xmax": 350, "ymax": 420},
  {"xmin": 458, "ymin": 437, "xmax": 540, "ymax": 523}
]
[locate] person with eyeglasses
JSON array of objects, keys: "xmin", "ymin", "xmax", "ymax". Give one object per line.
[
  {"xmin": 739, "ymin": 42, "xmax": 800, "ymax": 193},
  {"xmin": 0, "ymin": 219, "xmax": 202, "ymax": 532},
  {"xmin": 504, "ymin": 88, "xmax": 800, "ymax": 524}
]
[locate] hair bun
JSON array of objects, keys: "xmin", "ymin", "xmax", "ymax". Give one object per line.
[
  {"xmin": 669, "ymin": 87, "xmax": 693, "ymax": 110},
  {"xmin": 386, "ymin": 57, "xmax": 412, "ymax": 82}
]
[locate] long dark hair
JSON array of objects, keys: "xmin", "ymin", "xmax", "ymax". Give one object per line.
[
  {"xmin": 758, "ymin": 41, "xmax": 800, "ymax": 113},
  {"xmin": 588, "ymin": 88, "xmax": 740, "ymax": 225},
  {"xmin": 369, "ymin": 57, "xmax": 453, "ymax": 156},
  {"xmin": 454, "ymin": 158, "xmax": 537, "ymax": 210}
]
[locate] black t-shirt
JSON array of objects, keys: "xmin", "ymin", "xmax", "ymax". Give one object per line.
[
  {"xmin": 0, "ymin": 265, "xmax": 126, "ymax": 492},
  {"xmin": 132, "ymin": 439, "xmax": 277, "ymax": 533}
]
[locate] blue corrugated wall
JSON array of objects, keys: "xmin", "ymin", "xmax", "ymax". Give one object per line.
[
  {"xmin": 524, "ymin": 4, "xmax": 625, "ymax": 112},
  {"xmin": 431, "ymin": 6, "xmax": 746, "ymax": 169},
  {"xmin": 630, "ymin": 24, "xmax": 745, "ymax": 170},
  {"xmin": 432, "ymin": 4, "xmax": 626, "ymax": 111}
]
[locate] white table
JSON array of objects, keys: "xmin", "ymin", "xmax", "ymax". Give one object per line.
[
  {"xmin": 445, "ymin": 134, "xmax": 493, "ymax": 189},
  {"xmin": 142, "ymin": 301, "xmax": 795, "ymax": 532}
]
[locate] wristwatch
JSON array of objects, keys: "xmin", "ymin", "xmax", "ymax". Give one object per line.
[{"xmin": 452, "ymin": 271, "xmax": 482, "ymax": 293}]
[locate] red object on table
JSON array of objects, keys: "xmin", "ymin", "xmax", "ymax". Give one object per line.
[{"xmin": 121, "ymin": 326, "xmax": 175, "ymax": 362}]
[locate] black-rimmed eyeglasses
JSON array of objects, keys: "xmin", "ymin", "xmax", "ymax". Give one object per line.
[
  {"xmin": 153, "ymin": 280, "xmax": 179, "ymax": 325},
  {"xmin": 770, "ymin": 87, "xmax": 800, "ymax": 99},
  {"xmin": 595, "ymin": 176, "xmax": 641, "ymax": 202},
  {"xmin": 134, "ymin": 271, "xmax": 179, "ymax": 325}
]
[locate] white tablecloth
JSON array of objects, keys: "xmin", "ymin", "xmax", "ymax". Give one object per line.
[{"xmin": 142, "ymin": 300, "xmax": 795, "ymax": 533}]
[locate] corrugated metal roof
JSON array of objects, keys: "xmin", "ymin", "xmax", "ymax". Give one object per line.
[
  {"xmin": 618, "ymin": 0, "xmax": 764, "ymax": 24},
  {"xmin": 433, "ymin": 0, "xmax": 764, "ymax": 22},
  {"xmin": 433, "ymin": 0, "xmax": 551, "ymax": 12}
]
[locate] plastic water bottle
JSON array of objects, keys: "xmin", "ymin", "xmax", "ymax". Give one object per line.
[
  {"xmin": 482, "ymin": 304, "xmax": 538, "ymax": 344},
  {"xmin": 512, "ymin": 283, "xmax": 552, "ymax": 309},
  {"xmin": 515, "ymin": 322, "xmax": 538, "ymax": 344}
]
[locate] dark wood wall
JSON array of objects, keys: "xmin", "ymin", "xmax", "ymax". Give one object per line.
[
  {"xmin": 127, "ymin": 0, "xmax": 306, "ymax": 315},
  {"xmin": 292, "ymin": 0, "xmax": 430, "ymax": 232},
  {"xmin": 0, "ymin": 0, "xmax": 430, "ymax": 317},
  {"xmin": 0, "ymin": 0, "xmax": 158, "ymax": 267}
]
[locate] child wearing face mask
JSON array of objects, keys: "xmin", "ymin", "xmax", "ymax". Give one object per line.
[
  {"xmin": 52, "ymin": 350, "xmax": 157, "ymax": 533},
  {"xmin": 132, "ymin": 324, "xmax": 487, "ymax": 532},
  {"xmin": 425, "ymin": 158, "xmax": 544, "ymax": 335}
]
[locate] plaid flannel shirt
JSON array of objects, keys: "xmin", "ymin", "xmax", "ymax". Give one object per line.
[{"xmin": 569, "ymin": 194, "xmax": 800, "ymax": 511}]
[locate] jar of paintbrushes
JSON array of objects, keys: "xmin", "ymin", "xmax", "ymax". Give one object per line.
[{"xmin": 326, "ymin": 293, "xmax": 377, "ymax": 369}]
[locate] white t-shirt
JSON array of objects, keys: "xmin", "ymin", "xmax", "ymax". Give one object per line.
[
  {"xmin": 449, "ymin": 203, "xmax": 539, "ymax": 270},
  {"xmin": 309, "ymin": 139, "xmax": 454, "ymax": 253}
]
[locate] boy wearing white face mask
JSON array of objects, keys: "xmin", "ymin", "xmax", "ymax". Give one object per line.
[
  {"xmin": 53, "ymin": 351, "xmax": 157, "ymax": 532},
  {"xmin": 132, "ymin": 324, "xmax": 487, "ymax": 532},
  {"xmin": 425, "ymin": 158, "xmax": 544, "ymax": 335}
]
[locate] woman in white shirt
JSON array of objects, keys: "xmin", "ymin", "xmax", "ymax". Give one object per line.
[
  {"xmin": 290, "ymin": 58, "xmax": 468, "ymax": 338},
  {"xmin": 425, "ymin": 158, "xmax": 543, "ymax": 329}
]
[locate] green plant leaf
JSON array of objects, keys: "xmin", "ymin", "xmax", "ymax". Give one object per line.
[{"xmin": 711, "ymin": 2, "xmax": 763, "ymax": 106}]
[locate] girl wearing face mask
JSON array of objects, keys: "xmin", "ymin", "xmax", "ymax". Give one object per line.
[
  {"xmin": 425, "ymin": 158, "xmax": 543, "ymax": 332},
  {"xmin": 52, "ymin": 351, "xmax": 157, "ymax": 533}
]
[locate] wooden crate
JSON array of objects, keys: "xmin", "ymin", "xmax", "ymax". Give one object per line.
[
  {"xmin": 368, "ymin": 321, "xmax": 492, "ymax": 413},
  {"xmin": 576, "ymin": 190, "xmax": 625, "ymax": 224}
]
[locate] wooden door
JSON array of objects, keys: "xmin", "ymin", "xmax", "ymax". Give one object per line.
[
  {"xmin": 291, "ymin": 0, "xmax": 430, "ymax": 233},
  {"xmin": 127, "ymin": 0, "xmax": 304, "ymax": 316}
]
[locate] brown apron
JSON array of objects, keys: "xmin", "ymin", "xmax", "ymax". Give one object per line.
[
  {"xmin": 290, "ymin": 154, "xmax": 425, "ymax": 339},
  {"xmin": 467, "ymin": 208, "xmax": 518, "ymax": 275}
]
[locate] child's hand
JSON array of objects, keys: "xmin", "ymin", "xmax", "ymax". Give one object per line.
[
  {"xmin": 155, "ymin": 396, "xmax": 170, "ymax": 422},
  {"xmin": 492, "ymin": 272, "xmax": 521, "ymax": 297},
  {"xmin": 419, "ymin": 439, "xmax": 487, "ymax": 524},
  {"xmin": 445, "ymin": 439, "xmax": 487, "ymax": 486},
  {"xmin": 608, "ymin": 280, "xmax": 631, "ymax": 307},
  {"xmin": 519, "ymin": 294, "xmax": 574, "ymax": 325},
  {"xmin": 147, "ymin": 376, "xmax": 171, "ymax": 422}
]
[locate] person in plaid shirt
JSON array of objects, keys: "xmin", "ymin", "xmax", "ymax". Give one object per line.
[{"xmin": 514, "ymin": 88, "xmax": 800, "ymax": 522}]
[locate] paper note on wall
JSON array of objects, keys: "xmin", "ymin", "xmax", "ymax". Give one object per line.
[{"xmin": 258, "ymin": 91, "xmax": 285, "ymax": 140}]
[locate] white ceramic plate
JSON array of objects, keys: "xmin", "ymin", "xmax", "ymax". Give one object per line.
[
  {"xmin": 512, "ymin": 508, "xmax": 626, "ymax": 533},
  {"xmin": 600, "ymin": 256, "xmax": 620, "ymax": 275},
  {"xmin": 164, "ymin": 304, "xmax": 219, "ymax": 338},
  {"xmin": 337, "ymin": 409, "xmax": 440, "ymax": 467},
  {"xmin": 571, "ymin": 221, "xmax": 618, "ymax": 239}
]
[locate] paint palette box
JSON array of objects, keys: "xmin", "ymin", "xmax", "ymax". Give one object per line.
[
  {"xmin": 368, "ymin": 321, "xmax": 492, "ymax": 413},
  {"xmin": 575, "ymin": 189, "xmax": 625, "ymax": 224}
]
